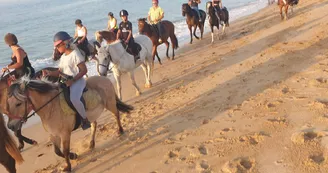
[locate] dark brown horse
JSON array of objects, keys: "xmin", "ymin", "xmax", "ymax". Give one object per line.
[
  {"xmin": 182, "ymin": 3, "xmax": 206, "ymax": 44},
  {"xmin": 206, "ymin": 1, "xmax": 229, "ymax": 43},
  {"xmin": 0, "ymin": 113, "xmax": 24, "ymax": 173},
  {"xmin": 278, "ymin": 0, "xmax": 299, "ymax": 20},
  {"xmin": 138, "ymin": 18, "xmax": 179, "ymax": 64}
]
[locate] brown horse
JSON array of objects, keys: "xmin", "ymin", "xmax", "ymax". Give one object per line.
[
  {"xmin": 278, "ymin": 0, "xmax": 299, "ymax": 20},
  {"xmin": 0, "ymin": 113, "xmax": 24, "ymax": 173},
  {"xmin": 138, "ymin": 18, "xmax": 179, "ymax": 64},
  {"xmin": 182, "ymin": 3, "xmax": 206, "ymax": 44}
]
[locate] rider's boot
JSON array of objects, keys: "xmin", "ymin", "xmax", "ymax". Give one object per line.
[{"xmin": 81, "ymin": 118, "xmax": 91, "ymax": 130}]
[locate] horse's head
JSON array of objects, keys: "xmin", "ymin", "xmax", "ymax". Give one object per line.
[
  {"xmin": 95, "ymin": 31, "xmax": 104, "ymax": 44},
  {"xmin": 7, "ymin": 78, "xmax": 57, "ymax": 120},
  {"xmin": 182, "ymin": 3, "xmax": 191, "ymax": 16},
  {"xmin": 138, "ymin": 18, "xmax": 148, "ymax": 34},
  {"xmin": 95, "ymin": 45, "xmax": 111, "ymax": 76}
]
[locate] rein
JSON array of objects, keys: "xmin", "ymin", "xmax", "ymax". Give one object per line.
[{"xmin": 21, "ymin": 88, "xmax": 63, "ymax": 122}]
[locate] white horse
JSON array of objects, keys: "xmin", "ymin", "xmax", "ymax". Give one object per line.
[{"xmin": 95, "ymin": 34, "xmax": 153, "ymax": 100}]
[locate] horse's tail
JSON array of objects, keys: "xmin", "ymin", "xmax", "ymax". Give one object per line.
[
  {"xmin": 0, "ymin": 115, "xmax": 24, "ymax": 164},
  {"xmin": 171, "ymin": 33, "xmax": 179, "ymax": 49},
  {"xmin": 116, "ymin": 96, "xmax": 134, "ymax": 113}
]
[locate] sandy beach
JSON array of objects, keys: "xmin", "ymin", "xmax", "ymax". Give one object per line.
[{"xmin": 3, "ymin": 0, "xmax": 328, "ymax": 172}]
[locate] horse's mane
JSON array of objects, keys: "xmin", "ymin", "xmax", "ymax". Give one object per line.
[{"xmin": 9, "ymin": 76, "xmax": 58, "ymax": 99}]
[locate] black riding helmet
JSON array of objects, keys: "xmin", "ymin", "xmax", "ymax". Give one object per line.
[
  {"xmin": 120, "ymin": 10, "xmax": 128, "ymax": 17},
  {"xmin": 53, "ymin": 31, "xmax": 71, "ymax": 47}
]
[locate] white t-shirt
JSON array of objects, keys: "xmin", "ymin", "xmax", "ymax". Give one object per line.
[{"xmin": 58, "ymin": 50, "xmax": 84, "ymax": 76}]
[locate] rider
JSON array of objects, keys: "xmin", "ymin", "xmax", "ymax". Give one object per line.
[
  {"xmin": 212, "ymin": 0, "xmax": 223, "ymax": 23},
  {"xmin": 148, "ymin": 0, "xmax": 164, "ymax": 43},
  {"xmin": 116, "ymin": 10, "xmax": 140, "ymax": 63},
  {"xmin": 74, "ymin": 19, "xmax": 90, "ymax": 60},
  {"xmin": 43, "ymin": 31, "xmax": 91, "ymax": 130},
  {"xmin": 189, "ymin": 0, "xmax": 202, "ymax": 22},
  {"xmin": 2, "ymin": 33, "xmax": 37, "ymax": 149},
  {"xmin": 2, "ymin": 33, "xmax": 35, "ymax": 79},
  {"xmin": 107, "ymin": 12, "xmax": 118, "ymax": 34}
]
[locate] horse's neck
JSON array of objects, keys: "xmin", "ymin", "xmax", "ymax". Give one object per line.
[
  {"xmin": 0, "ymin": 88, "xmax": 8, "ymax": 114},
  {"xmin": 28, "ymin": 89, "xmax": 60, "ymax": 122},
  {"xmin": 144, "ymin": 24, "xmax": 154, "ymax": 37},
  {"xmin": 108, "ymin": 42, "xmax": 129, "ymax": 64}
]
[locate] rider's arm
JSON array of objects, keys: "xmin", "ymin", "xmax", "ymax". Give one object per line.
[
  {"xmin": 113, "ymin": 18, "xmax": 117, "ymax": 29},
  {"xmin": 73, "ymin": 62, "xmax": 87, "ymax": 82},
  {"xmin": 81, "ymin": 27, "xmax": 87, "ymax": 42},
  {"xmin": 7, "ymin": 48, "xmax": 24, "ymax": 69},
  {"xmin": 159, "ymin": 8, "xmax": 164, "ymax": 21},
  {"xmin": 126, "ymin": 23, "xmax": 132, "ymax": 42}
]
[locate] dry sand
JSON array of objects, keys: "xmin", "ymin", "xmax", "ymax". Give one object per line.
[{"xmin": 2, "ymin": 0, "xmax": 328, "ymax": 172}]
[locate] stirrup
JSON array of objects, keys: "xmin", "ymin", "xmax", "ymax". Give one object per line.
[{"xmin": 158, "ymin": 38, "xmax": 162, "ymax": 43}]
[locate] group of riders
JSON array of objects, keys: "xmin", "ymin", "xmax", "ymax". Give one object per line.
[
  {"xmin": 189, "ymin": 0, "xmax": 223, "ymax": 22},
  {"xmin": 1, "ymin": 0, "xmax": 225, "ymax": 150}
]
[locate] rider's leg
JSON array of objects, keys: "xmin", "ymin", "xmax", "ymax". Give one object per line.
[
  {"xmin": 129, "ymin": 39, "xmax": 140, "ymax": 63},
  {"xmin": 191, "ymin": 6, "xmax": 202, "ymax": 22},
  {"xmin": 70, "ymin": 78, "xmax": 90, "ymax": 130},
  {"xmin": 214, "ymin": 6, "xmax": 220, "ymax": 22},
  {"xmin": 156, "ymin": 22, "xmax": 163, "ymax": 43}
]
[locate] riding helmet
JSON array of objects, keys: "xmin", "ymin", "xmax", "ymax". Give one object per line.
[
  {"xmin": 120, "ymin": 10, "xmax": 129, "ymax": 17},
  {"xmin": 53, "ymin": 31, "xmax": 71, "ymax": 47},
  {"xmin": 4, "ymin": 33, "xmax": 18, "ymax": 46}
]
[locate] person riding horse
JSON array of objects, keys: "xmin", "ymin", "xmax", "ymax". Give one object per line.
[
  {"xmin": 43, "ymin": 31, "xmax": 91, "ymax": 130},
  {"xmin": 188, "ymin": 0, "xmax": 202, "ymax": 22},
  {"xmin": 117, "ymin": 10, "xmax": 140, "ymax": 63},
  {"xmin": 148, "ymin": 0, "xmax": 164, "ymax": 43},
  {"xmin": 107, "ymin": 12, "xmax": 118, "ymax": 34},
  {"xmin": 1, "ymin": 33, "xmax": 37, "ymax": 151},
  {"xmin": 74, "ymin": 19, "xmax": 90, "ymax": 61},
  {"xmin": 212, "ymin": 0, "xmax": 223, "ymax": 22}
]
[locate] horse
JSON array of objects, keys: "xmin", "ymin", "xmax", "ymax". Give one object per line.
[
  {"xmin": 137, "ymin": 18, "xmax": 179, "ymax": 64},
  {"xmin": 278, "ymin": 0, "xmax": 299, "ymax": 20},
  {"xmin": 0, "ymin": 113, "xmax": 24, "ymax": 173},
  {"xmin": 6, "ymin": 76, "xmax": 133, "ymax": 172},
  {"xmin": 0, "ymin": 68, "xmax": 59, "ymax": 152},
  {"xmin": 95, "ymin": 34, "xmax": 153, "ymax": 100},
  {"xmin": 182, "ymin": 3, "xmax": 206, "ymax": 44},
  {"xmin": 206, "ymin": 1, "xmax": 230, "ymax": 43}
]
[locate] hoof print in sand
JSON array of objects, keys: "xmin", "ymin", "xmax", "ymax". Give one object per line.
[
  {"xmin": 198, "ymin": 145, "xmax": 208, "ymax": 155},
  {"xmin": 291, "ymin": 129, "xmax": 327, "ymax": 144},
  {"xmin": 222, "ymin": 157, "xmax": 256, "ymax": 173},
  {"xmin": 267, "ymin": 117, "xmax": 287, "ymax": 125},
  {"xmin": 239, "ymin": 132, "xmax": 269, "ymax": 145},
  {"xmin": 309, "ymin": 153, "xmax": 325, "ymax": 164}
]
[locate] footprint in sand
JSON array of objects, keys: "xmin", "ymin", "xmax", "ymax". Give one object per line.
[
  {"xmin": 309, "ymin": 153, "xmax": 325, "ymax": 164},
  {"xmin": 198, "ymin": 145, "xmax": 208, "ymax": 155},
  {"xmin": 221, "ymin": 157, "xmax": 256, "ymax": 173},
  {"xmin": 316, "ymin": 77, "xmax": 328, "ymax": 84},
  {"xmin": 267, "ymin": 117, "xmax": 287, "ymax": 125},
  {"xmin": 239, "ymin": 132, "xmax": 269, "ymax": 145},
  {"xmin": 291, "ymin": 129, "xmax": 327, "ymax": 144}
]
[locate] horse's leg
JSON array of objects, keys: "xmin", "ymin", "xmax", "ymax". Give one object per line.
[
  {"xmin": 165, "ymin": 41, "xmax": 170, "ymax": 60},
  {"xmin": 285, "ymin": 5, "xmax": 289, "ymax": 20},
  {"xmin": 89, "ymin": 121, "xmax": 97, "ymax": 150},
  {"xmin": 200, "ymin": 24, "xmax": 204, "ymax": 40},
  {"xmin": 221, "ymin": 24, "xmax": 226, "ymax": 39},
  {"xmin": 128, "ymin": 71, "xmax": 141, "ymax": 95},
  {"xmin": 51, "ymin": 135, "xmax": 77, "ymax": 160},
  {"xmin": 193, "ymin": 25, "xmax": 199, "ymax": 40},
  {"xmin": 155, "ymin": 51, "xmax": 162, "ymax": 65},
  {"xmin": 211, "ymin": 25, "xmax": 214, "ymax": 44},
  {"xmin": 280, "ymin": 5, "xmax": 284, "ymax": 20},
  {"xmin": 189, "ymin": 26, "xmax": 193, "ymax": 44},
  {"xmin": 14, "ymin": 129, "xmax": 24, "ymax": 151},
  {"xmin": 1, "ymin": 156, "xmax": 16, "ymax": 173},
  {"xmin": 61, "ymin": 134, "xmax": 72, "ymax": 172},
  {"xmin": 113, "ymin": 73, "xmax": 122, "ymax": 100},
  {"xmin": 111, "ymin": 106, "xmax": 124, "ymax": 135},
  {"xmin": 140, "ymin": 63, "xmax": 151, "ymax": 88},
  {"xmin": 152, "ymin": 46, "xmax": 157, "ymax": 70},
  {"xmin": 171, "ymin": 39, "xmax": 175, "ymax": 60}
]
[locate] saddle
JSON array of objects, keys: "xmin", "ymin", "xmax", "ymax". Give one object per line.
[
  {"xmin": 121, "ymin": 42, "xmax": 142, "ymax": 57},
  {"xmin": 61, "ymin": 84, "xmax": 88, "ymax": 131},
  {"xmin": 191, "ymin": 9, "xmax": 203, "ymax": 21},
  {"xmin": 150, "ymin": 23, "xmax": 165, "ymax": 37}
]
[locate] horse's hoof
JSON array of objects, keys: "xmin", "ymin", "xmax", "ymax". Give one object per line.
[
  {"xmin": 136, "ymin": 91, "xmax": 141, "ymax": 96},
  {"xmin": 89, "ymin": 141, "xmax": 95, "ymax": 150},
  {"xmin": 69, "ymin": 153, "xmax": 78, "ymax": 160},
  {"xmin": 145, "ymin": 83, "xmax": 152, "ymax": 88},
  {"xmin": 18, "ymin": 145, "xmax": 24, "ymax": 151},
  {"xmin": 117, "ymin": 129, "xmax": 124, "ymax": 136}
]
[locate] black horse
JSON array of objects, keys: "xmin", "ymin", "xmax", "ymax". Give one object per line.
[
  {"xmin": 206, "ymin": 1, "xmax": 229, "ymax": 43},
  {"xmin": 182, "ymin": 3, "xmax": 206, "ymax": 44}
]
